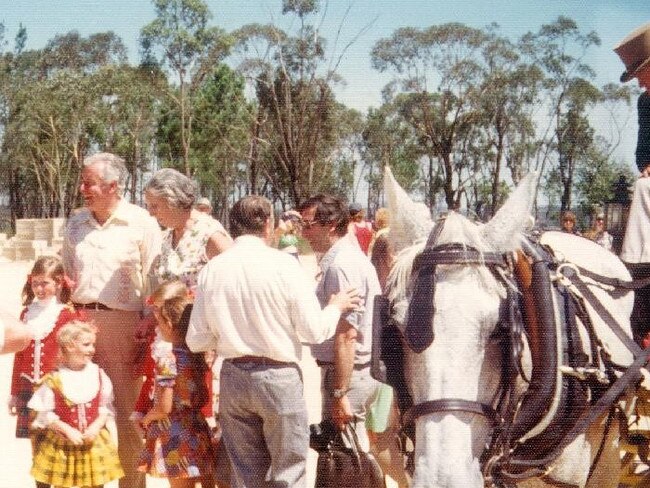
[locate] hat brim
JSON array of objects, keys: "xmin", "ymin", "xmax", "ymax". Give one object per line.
[{"xmin": 621, "ymin": 56, "xmax": 650, "ymax": 82}]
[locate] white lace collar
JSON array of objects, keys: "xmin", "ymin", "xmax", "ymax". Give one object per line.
[
  {"xmin": 58, "ymin": 362, "xmax": 100, "ymax": 404},
  {"xmin": 25, "ymin": 297, "xmax": 66, "ymax": 340}
]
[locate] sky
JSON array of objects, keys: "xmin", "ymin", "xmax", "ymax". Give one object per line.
[{"xmin": 0, "ymin": 0, "xmax": 648, "ymax": 169}]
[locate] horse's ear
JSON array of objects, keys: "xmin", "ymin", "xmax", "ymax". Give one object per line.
[
  {"xmin": 384, "ymin": 166, "xmax": 434, "ymax": 252},
  {"xmin": 480, "ymin": 172, "xmax": 539, "ymax": 253}
]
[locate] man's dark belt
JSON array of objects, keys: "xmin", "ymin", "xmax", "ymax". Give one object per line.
[
  {"xmin": 228, "ymin": 355, "xmax": 294, "ymax": 367},
  {"xmin": 316, "ymin": 360, "xmax": 371, "ymax": 370},
  {"xmin": 73, "ymin": 302, "xmax": 113, "ymax": 311}
]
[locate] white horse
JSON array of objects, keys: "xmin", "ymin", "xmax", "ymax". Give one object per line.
[{"xmin": 383, "ymin": 167, "xmax": 639, "ymax": 488}]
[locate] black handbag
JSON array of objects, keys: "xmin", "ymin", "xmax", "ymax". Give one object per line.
[{"xmin": 310, "ymin": 420, "xmax": 386, "ymax": 488}]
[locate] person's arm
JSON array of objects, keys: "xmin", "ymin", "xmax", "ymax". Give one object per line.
[
  {"xmin": 50, "ymin": 418, "xmax": 85, "ymax": 445},
  {"xmin": 0, "ymin": 311, "xmax": 32, "ymax": 354},
  {"xmin": 142, "ymin": 385, "xmax": 174, "ymax": 426},
  {"xmin": 83, "ymin": 368, "xmax": 115, "ymax": 442},
  {"xmin": 140, "ymin": 213, "xmax": 163, "ymax": 297},
  {"xmin": 142, "ymin": 351, "xmax": 176, "ymax": 426},
  {"xmin": 289, "ymin": 261, "xmax": 360, "ymax": 344},
  {"xmin": 206, "ymin": 229, "xmax": 233, "ymax": 259},
  {"xmin": 331, "ymin": 318, "xmax": 357, "ymax": 429},
  {"xmin": 186, "ymin": 268, "xmax": 219, "ymax": 352},
  {"xmin": 637, "ymin": 93, "xmax": 650, "ymax": 176},
  {"xmin": 81, "ymin": 412, "xmax": 109, "ymax": 443}
]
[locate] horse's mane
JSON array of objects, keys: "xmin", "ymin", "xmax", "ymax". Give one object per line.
[{"xmin": 386, "ymin": 212, "xmax": 507, "ymax": 327}]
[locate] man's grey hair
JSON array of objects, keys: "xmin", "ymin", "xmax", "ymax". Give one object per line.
[
  {"xmin": 83, "ymin": 152, "xmax": 128, "ymax": 195},
  {"xmin": 144, "ymin": 168, "xmax": 197, "ymax": 210}
]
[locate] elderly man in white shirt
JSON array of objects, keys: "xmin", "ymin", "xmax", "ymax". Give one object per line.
[
  {"xmin": 187, "ymin": 195, "xmax": 360, "ymax": 488},
  {"xmin": 62, "ymin": 152, "xmax": 161, "ymax": 488}
]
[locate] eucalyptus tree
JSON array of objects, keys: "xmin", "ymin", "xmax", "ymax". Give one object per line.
[
  {"xmin": 1, "ymin": 30, "xmax": 129, "ymax": 219},
  {"xmin": 140, "ymin": 0, "xmax": 232, "ymax": 175},
  {"xmin": 94, "ymin": 63, "xmax": 168, "ymax": 201},
  {"xmin": 476, "ymin": 28, "xmax": 543, "ymax": 215},
  {"xmin": 232, "ymin": 0, "xmax": 372, "ymax": 205},
  {"xmin": 361, "ymin": 101, "xmax": 422, "ymax": 209},
  {"xmin": 519, "ymin": 16, "xmax": 602, "ymax": 211},
  {"xmin": 189, "ymin": 64, "xmax": 251, "ymax": 220},
  {"xmin": 371, "ymin": 23, "xmax": 490, "ymax": 210}
]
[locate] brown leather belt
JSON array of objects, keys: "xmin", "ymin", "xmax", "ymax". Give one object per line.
[
  {"xmin": 316, "ymin": 360, "xmax": 371, "ymax": 370},
  {"xmin": 228, "ymin": 356, "xmax": 294, "ymax": 367},
  {"xmin": 73, "ymin": 302, "xmax": 113, "ymax": 311}
]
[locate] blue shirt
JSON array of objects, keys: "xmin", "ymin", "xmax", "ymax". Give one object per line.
[{"xmin": 311, "ymin": 236, "xmax": 381, "ymax": 364}]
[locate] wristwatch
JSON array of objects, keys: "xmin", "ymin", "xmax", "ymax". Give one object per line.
[{"xmin": 331, "ymin": 387, "xmax": 349, "ymax": 399}]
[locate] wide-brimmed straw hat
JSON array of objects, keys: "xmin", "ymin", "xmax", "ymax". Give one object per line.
[{"xmin": 614, "ymin": 22, "xmax": 650, "ymax": 83}]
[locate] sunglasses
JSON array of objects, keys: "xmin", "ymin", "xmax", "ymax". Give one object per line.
[{"xmin": 300, "ymin": 219, "xmax": 320, "ymax": 229}]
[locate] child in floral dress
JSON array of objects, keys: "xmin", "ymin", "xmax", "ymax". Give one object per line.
[
  {"xmin": 138, "ymin": 280, "xmax": 215, "ymax": 488},
  {"xmin": 28, "ymin": 320, "xmax": 123, "ymax": 488}
]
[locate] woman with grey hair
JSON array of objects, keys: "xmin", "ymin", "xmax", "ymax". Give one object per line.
[
  {"xmin": 144, "ymin": 168, "xmax": 232, "ymax": 288},
  {"xmin": 140, "ymin": 168, "xmax": 233, "ymax": 485}
]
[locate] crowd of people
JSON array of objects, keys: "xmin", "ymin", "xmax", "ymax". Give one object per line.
[
  {"xmin": 4, "ymin": 150, "xmax": 403, "ymax": 488},
  {"xmin": 0, "ymin": 19, "xmax": 647, "ymax": 488}
]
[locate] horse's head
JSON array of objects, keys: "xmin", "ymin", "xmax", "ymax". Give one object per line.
[{"xmin": 384, "ymin": 168, "xmax": 537, "ymax": 488}]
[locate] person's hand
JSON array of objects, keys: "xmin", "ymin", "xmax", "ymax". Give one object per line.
[
  {"xmin": 64, "ymin": 426, "xmax": 84, "ymax": 445},
  {"xmin": 131, "ymin": 416, "xmax": 146, "ymax": 439},
  {"xmin": 329, "ymin": 288, "xmax": 362, "ymax": 314},
  {"xmin": 641, "ymin": 164, "xmax": 650, "ymax": 178},
  {"xmin": 82, "ymin": 424, "xmax": 101, "ymax": 443},
  {"xmin": 331, "ymin": 395, "xmax": 354, "ymax": 430},
  {"xmin": 8, "ymin": 396, "xmax": 17, "ymax": 415},
  {"xmin": 204, "ymin": 349, "xmax": 216, "ymax": 368},
  {"xmin": 142, "ymin": 411, "xmax": 167, "ymax": 427}
]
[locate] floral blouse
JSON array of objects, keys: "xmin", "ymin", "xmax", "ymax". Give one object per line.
[{"xmin": 151, "ymin": 213, "xmax": 228, "ymax": 289}]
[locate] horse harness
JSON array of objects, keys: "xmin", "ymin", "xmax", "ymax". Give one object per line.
[{"xmin": 373, "ymin": 217, "xmax": 650, "ymax": 485}]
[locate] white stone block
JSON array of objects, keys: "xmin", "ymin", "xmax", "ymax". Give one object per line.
[{"xmin": 15, "ymin": 219, "xmax": 36, "ymax": 240}]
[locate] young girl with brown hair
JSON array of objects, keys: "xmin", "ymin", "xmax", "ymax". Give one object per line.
[
  {"xmin": 138, "ymin": 280, "xmax": 216, "ymax": 488},
  {"xmin": 9, "ymin": 256, "xmax": 85, "ymax": 488}
]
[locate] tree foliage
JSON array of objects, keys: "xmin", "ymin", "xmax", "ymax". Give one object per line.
[{"xmin": 0, "ymin": 8, "xmax": 638, "ymax": 233}]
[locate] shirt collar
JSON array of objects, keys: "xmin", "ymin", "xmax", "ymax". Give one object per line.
[
  {"xmin": 319, "ymin": 236, "xmax": 349, "ymax": 274},
  {"xmin": 82, "ymin": 198, "xmax": 131, "ymax": 226},
  {"xmin": 234, "ymin": 234, "xmax": 268, "ymax": 247}
]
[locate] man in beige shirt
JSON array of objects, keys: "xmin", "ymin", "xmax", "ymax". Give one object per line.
[{"xmin": 63, "ymin": 152, "xmax": 161, "ymax": 488}]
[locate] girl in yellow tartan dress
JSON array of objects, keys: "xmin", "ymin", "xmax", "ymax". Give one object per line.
[{"xmin": 28, "ymin": 321, "xmax": 123, "ymax": 488}]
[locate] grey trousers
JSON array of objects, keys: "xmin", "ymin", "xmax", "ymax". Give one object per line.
[
  {"xmin": 320, "ymin": 364, "xmax": 382, "ymax": 452},
  {"xmin": 220, "ymin": 359, "xmax": 309, "ymax": 488}
]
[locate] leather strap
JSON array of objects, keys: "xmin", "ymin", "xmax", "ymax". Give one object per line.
[
  {"xmin": 402, "ymin": 398, "xmax": 498, "ymax": 428},
  {"xmin": 575, "ymin": 265, "xmax": 650, "ymax": 290},
  {"xmin": 564, "ymin": 270, "xmax": 643, "ymax": 357}
]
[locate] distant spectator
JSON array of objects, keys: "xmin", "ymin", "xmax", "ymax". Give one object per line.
[
  {"xmin": 196, "ymin": 197, "xmax": 213, "ymax": 215},
  {"xmin": 276, "ymin": 210, "xmax": 302, "ymax": 260},
  {"xmin": 560, "ymin": 210, "xmax": 581, "ymax": 236},
  {"xmin": 584, "ymin": 213, "xmax": 613, "ymax": 251},
  {"xmin": 348, "ymin": 202, "xmax": 374, "ymax": 255}
]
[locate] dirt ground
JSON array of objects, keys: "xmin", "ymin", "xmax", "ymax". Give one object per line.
[{"xmin": 0, "ymin": 255, "xmax": 394, "ymax": 488}]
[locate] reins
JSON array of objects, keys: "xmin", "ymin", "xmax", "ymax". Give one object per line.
[
  {"xmin": 397, "ymin": 230, "xmax": 650, "ymax": 485},
  {"xmin": 401, "ymin": 217, "xmax": 511, "ymax": 429}
]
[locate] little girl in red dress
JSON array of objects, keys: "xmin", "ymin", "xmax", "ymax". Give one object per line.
[{"xmin": 9, "ymin": 256, "xmax": 84, "ymax": 488}]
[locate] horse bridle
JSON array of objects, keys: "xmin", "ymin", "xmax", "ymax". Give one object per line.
[{"xmin": 401, "ymin": 220, "xmax": 511, "ymax": 429}]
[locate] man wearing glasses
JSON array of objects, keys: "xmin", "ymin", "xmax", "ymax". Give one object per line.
[{"xmin": 298, "ymin": 194, "xmax": 382, "ymax": 452}]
